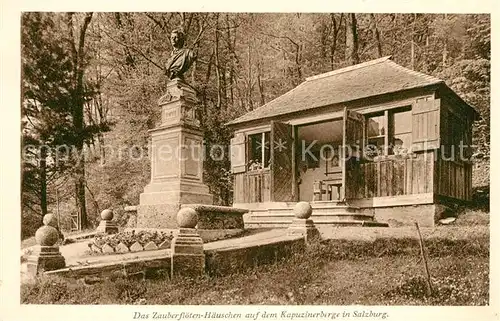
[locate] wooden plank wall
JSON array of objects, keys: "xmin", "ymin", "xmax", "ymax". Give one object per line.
[
  {"xmin": 233, "ymin": 170, "xmax": 271, "ymax": 203},
  {"xmin": 359, "ymin": 152, "xmax": 434, "ymax": 199},
  {"xmin": 233, "ymin": 154, "xmax": 471, "ymax": 203},
  {"xmin": 435, "ymin": 158, "xmax": 472, "ymax": 201},
  {"xmin": 234, "ymin": 153, "xmax": 436, "ymax": 202}
]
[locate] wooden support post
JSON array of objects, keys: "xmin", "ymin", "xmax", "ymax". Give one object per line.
[{"xmin": 415, "ymin": 222, "xmax": 433, "ymax": 296}]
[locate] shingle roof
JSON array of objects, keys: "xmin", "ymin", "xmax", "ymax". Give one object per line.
[{"xmin": 227, "ymin": 56, "xmax": 446, "ymax": 125}]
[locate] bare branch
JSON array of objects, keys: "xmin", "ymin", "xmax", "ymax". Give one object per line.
[
  {"xmin": 145, "ymin": 13, "xmax": 167, "ymax": 31},
  {"xmin": 260, "ymin": 31, "xmax": 300, "ymax": 49},
  {"xmin": 100, "ymin": 27, "xmax": 164, "ymax": 71}
]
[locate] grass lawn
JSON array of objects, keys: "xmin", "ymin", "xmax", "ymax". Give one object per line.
[{"xmin": 21, "ymin": 234, "xmax": 489, "ymax": 305}]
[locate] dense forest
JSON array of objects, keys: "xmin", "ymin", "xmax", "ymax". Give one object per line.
[{"xmin": 21, "ymin": 13, "xmax": 490, "ymax": 238}]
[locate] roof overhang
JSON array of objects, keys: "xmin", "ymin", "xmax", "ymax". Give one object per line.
[
  {"xmin": 438, "ymin": 83, "xmax": 481, "ymax": 121},
  {"xmin": 226, "ymin": 83, "xmax": 443, "ymax": 129}
]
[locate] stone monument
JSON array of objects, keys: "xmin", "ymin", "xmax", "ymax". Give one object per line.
[{"xmin": 136, "ymin": 29, "xmax": 213, "ymax": 228}]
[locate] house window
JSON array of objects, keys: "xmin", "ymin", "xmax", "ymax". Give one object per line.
[
  {"xmin": 248, "ymin": 132, "xmax": 270, "ymax": 170},
  {"xmin": 366, "ymin": 113, "xmax": 386, "ymax": 157},
  {"xmin": 365, "ymin": 107, "xmax": 412, "ymax": 157},
  {"xmin": 390, "ymin": 108, "xmax": 412, "ymax": 155},
  {"xmin": 444, "ymin": 110, "xmax": 469, "ymax": 159}
]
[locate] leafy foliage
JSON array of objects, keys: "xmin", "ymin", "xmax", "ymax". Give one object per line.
[
  {"xmin": 21, "ymin": 13, "xmax": 490, "ymax": 237},
  {"xmin": 21, "ymin": 12, "xmax": 110, "ymax": 232}
]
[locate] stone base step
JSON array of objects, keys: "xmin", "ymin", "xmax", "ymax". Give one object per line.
[
  {"xmin": 267, "ymin": 205, "xmax": 360, "ymax": 215},
  {"xmin": 247, "ymin": 214, "xmax": 374, "ymax": 223},
  {"xmin": 241, "ymin": 201, "xmax": 388, "ymax": 229},
  {"xmin": 245, "ymin": 220, "xmax": 388, "ymax": 228},
  {"xmin": 250, "ymin": 211, "xmax": 374, "ymax": 218}
]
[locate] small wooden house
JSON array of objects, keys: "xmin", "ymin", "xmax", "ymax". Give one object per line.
[{"xmin": 227, "ymin": 56, "xmax": 478, "ymax": 227}]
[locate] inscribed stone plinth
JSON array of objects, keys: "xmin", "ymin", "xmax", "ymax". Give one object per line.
[{"xmin": 137, "ymin": 79, "xmax": 213, "ymax": 228}]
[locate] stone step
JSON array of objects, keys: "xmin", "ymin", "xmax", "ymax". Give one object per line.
[
  {"xmin": 267, "ymin": 207, "xmax": 360, "ymax": 216},
  {"xmin": 245, "ymin": 220, "xmax": 388, "ymax": 228},
  {"xmin": 264, "ymin": 204, "xmax": 361, "ymax": 215},
  {"xmin": 248, "ymin": 213, "xmax": 374, "ymax": 222}
]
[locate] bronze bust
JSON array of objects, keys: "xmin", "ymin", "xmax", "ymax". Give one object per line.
[{"xmin": 165, "ymin": 29, "xmax": 195, "ymax": 81}]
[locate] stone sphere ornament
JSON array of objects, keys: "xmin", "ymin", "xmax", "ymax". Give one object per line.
[
  {"xmin": 43, "ymin": 213, "xmax": 58, "ymax": 228},
  {"xmin": 293, "ymin": 201, "xmax": 313, "ymax": 219},
  {"xmin": 101, "ymin": 209, "xmax": 114, "ymax": 221},
  {"xmin": 177, "ymin": 207, "xmax": 198, "ymax": 228},
  {"xmin": 35, "ymin": 225, "xmax": 60, "ymax": 246}
]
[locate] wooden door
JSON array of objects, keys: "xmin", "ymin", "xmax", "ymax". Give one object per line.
[
  {"xmin": 270, "ymin": 121, "xmax": 295, "ymax": 201},
  {"xmin": 342, "ymin": 108, "xmax": 365, "ymax": 201}
]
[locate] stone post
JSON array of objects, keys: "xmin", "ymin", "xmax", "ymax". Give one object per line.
[
  {"xmin": 27, "ymin": 214, "xmax": 66, "ymax": 276},
  {"xmin": 43, "ymin": 213, "xmax": 64, "ymax": 240},
  {"xmin": 171, "ymin": 207, "xmax": 205, "ymax": 279},
  {"xmin": 96, "ymin": 209, "xmax": 119, "ymax": 234},
  {"xmin": 287, "ymin": 202, "xmax": 321, "ymax": 242}
]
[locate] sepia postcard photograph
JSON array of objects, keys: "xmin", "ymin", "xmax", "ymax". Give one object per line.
[{"xmin": 1, "ymin": 0, "xmax": 498, "ymax": 320}]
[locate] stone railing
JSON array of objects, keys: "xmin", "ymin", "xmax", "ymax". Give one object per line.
[
  {"xmin": 88, "ymin": 231, "xmax": 174, "ymax": 254},
  {"xmin": 28, "ymin": 203, "xmax": 320, "ymax": 279}
]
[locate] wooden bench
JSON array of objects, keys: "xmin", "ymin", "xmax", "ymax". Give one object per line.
[{"xmin": 313, "ymin": 168, "xmax": 343, "ymax": 201}]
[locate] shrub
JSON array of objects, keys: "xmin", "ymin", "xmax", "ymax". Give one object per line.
[
  {"xmin": 385, "ymin": 273, "xmax": 489, "ymax": 306},
  {"xmin": 21, "ymin": 276, "xmax": 70, "ymax": 304}
]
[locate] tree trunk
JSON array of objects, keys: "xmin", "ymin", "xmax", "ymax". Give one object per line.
[
  {"xmin": 67, "ymin": 12, "xmax": 93, "ymax": 230},
  {"xmin": 256, "ymin": 57, "xmax": 265, "ymax": 106},
  {"xmin": 370, "ymin": 14, "xmax": 383, "ymax": 58},
  {"xmin": 411, "ymin": 40, "xmax": 415, "ymax": 69},
  {"xmin": 75, "ymin": 164, "xmax": 87, "ymax": 229},
  {"xmin": 442, "ymin": 13, "xmax": 448, "ymax": 67},
  {"xmin": 411, "ymin": 14, "xmax": 416, "ymax": 70},
  {"xmin": 214, "ymin": 14, "xmax": 222, "ymax": 110},
  {"xmin": 345, "ymin": 13, "xmax": 360, "ymax": 65},
  {"xmin": 40, "ymin": 145, "xmax": 48, "ymax": 216},
  {"xmin": 226, "ymin": 14, "xmax": 235, "ymax": 107},
  {"xmin": 329, "ymin": 13, "xmax": 342, "ymax": 70},
  {"xmin": 247, "ymin": 40, "xmax": 253, "ymax": 111}
]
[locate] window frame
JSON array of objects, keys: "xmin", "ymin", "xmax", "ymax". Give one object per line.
[
  {"xmin": 389, "ymin": 106, "xmax": 413, "ymax": 155},
  {"xmin": 365, "ymin": 111, "xmax": 387, "ymax": 157},
  {"xmin": 247, "ymin": 131, "xmax": 271, "ymax": 171},
  {"xmin": 364, "ymin": 105, "xmax": 413, "ymax": 159}
]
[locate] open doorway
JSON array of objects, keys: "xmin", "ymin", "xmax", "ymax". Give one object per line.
[{"xmin": 297, "ymin": 119, "xmax": 343, "ymax": 201}]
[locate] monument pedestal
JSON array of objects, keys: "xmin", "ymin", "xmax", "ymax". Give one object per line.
[{"xmin": 137, "ymin": 79, "xmax": 213, "ymax": 228}]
